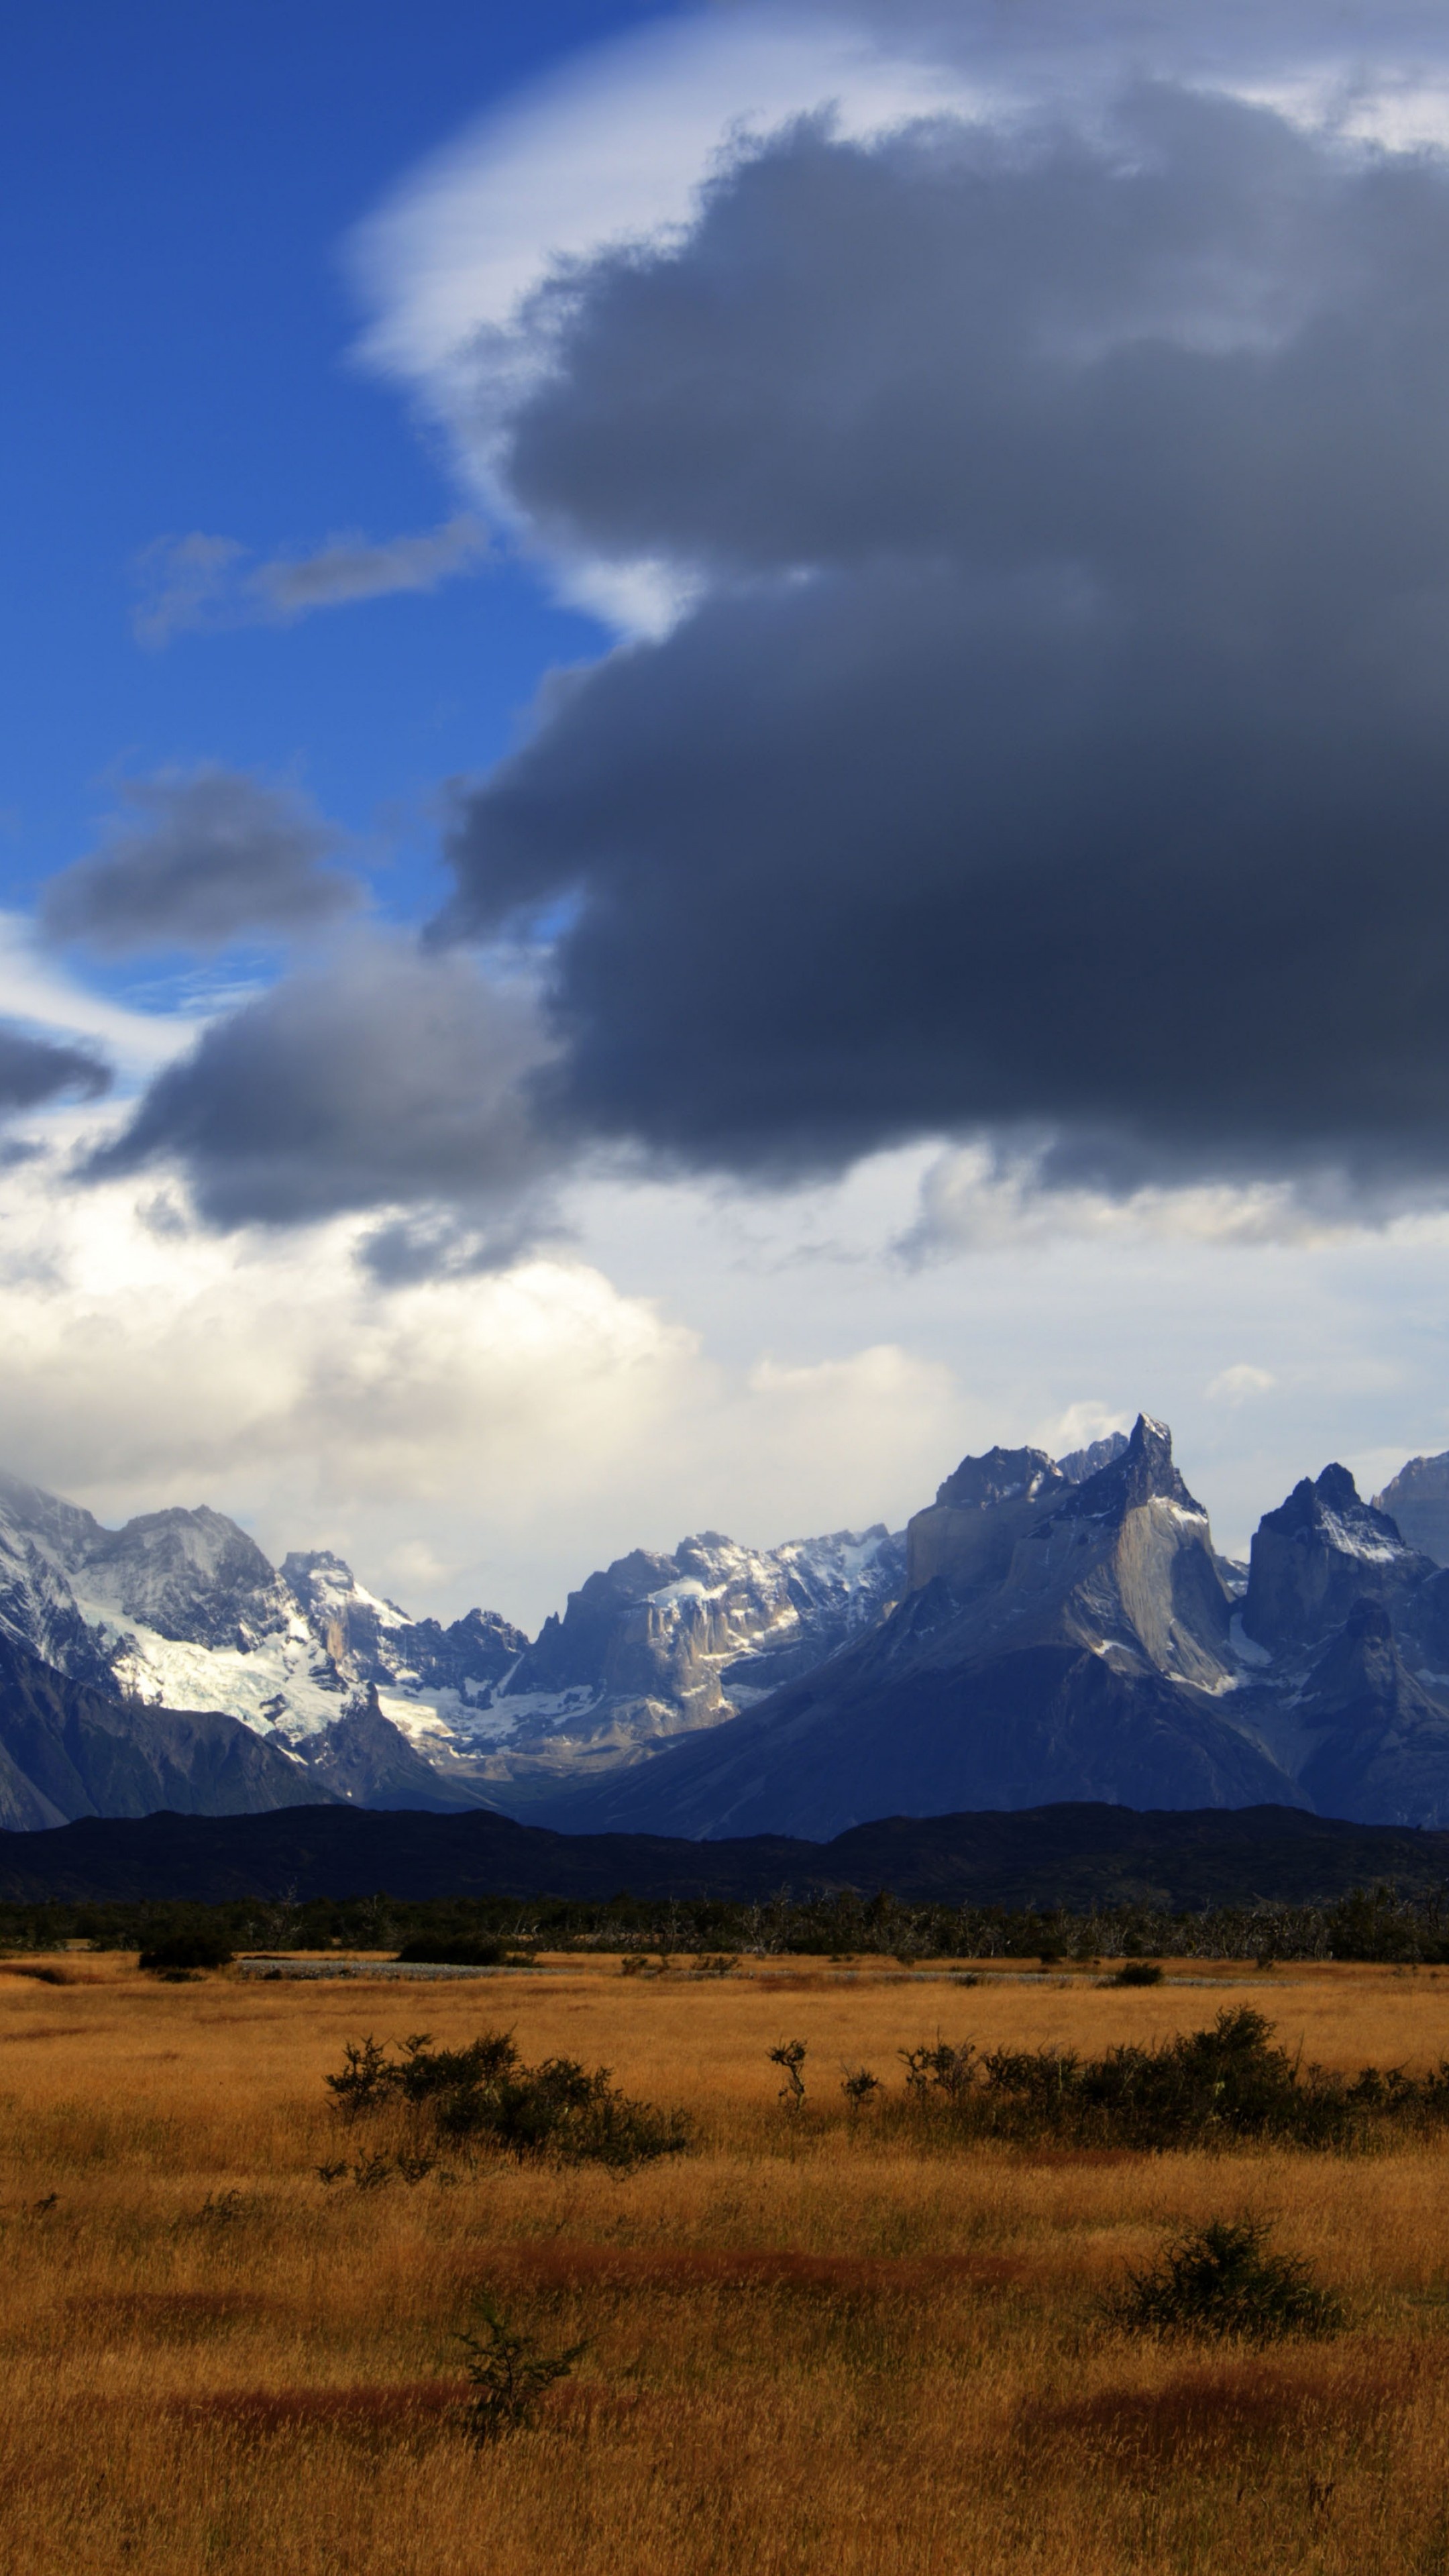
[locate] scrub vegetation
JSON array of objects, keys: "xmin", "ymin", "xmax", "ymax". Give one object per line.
[{"xmin": 3, "ymin": 1950, "xmax": 1449, "ymax": 2571}]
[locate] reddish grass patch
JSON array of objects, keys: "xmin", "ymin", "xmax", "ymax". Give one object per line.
[
  {"xmin": 476, "ymin": 2244, "xmax": 1026, "ymax": 2298},
  {"xmin": 1021, "ymin": 2355, "xmax": 1404, "ymax": 2464},
  {"xmin": 76, "ymin": 2290, "xmax": 277, "ymax": 2334},
  {"xmin": 171, "ymin": 2381, "xmax": 470, "ymax": 2438}
]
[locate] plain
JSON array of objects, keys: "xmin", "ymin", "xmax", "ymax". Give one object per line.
[{"xmin": 1, "ymin": 1954, "xmax": 1448, "ymax": 2575}]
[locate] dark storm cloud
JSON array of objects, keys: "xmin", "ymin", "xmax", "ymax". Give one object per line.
[
  {"xmin": 0, "ymin": 1026, "xmax": 110, "ymax": 1114},
  {"xmin": 44, "ymin": 768, "xmax": 360, "ymax": 957},
  {"xmin": 437, "ymin": 89, "xmax": 1449, "ymax": 1193},
  {"xmin": 86, "ymin": 938, "xmax": 558, "ymax": 1232}
]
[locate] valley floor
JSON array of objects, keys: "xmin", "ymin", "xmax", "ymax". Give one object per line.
[{"xmin": 1, "ymin": 1955, "xmax": 1448, "ymax": 2572}]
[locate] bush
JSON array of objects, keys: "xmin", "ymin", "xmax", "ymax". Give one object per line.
[
  {"xmin": 896, "ymin": 2006, "xmax": 1449, "ymax": 2149},
  {"xmin": 457, "ymin": 2300, "xmax": 587, "ymax": 2441},
  {"xmin": 1108, "ymin": 2217, "xmax": 1344, "ymax": 2342},
  {"xmin": 325, "ymin": 2030, "xmax": 689, "ymax": 2171},
  {"xmin": 768, "ymin": 2039, "xmax": 807, "ymax": 2106},
  {"xmin": 1112, "ymin": 1962, "xmax": 1165, "ymax": 1987},
  {"xmin": 138, "ymin": 1929, "xmax": 233, "ymax": 1974}
]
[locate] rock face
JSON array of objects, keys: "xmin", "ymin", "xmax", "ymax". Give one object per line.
[
  {"xmin": 541, "ymin": 1419, "xmax": 1449, "ymax": 1841},
  {"xmin": 0, "ymin": 1629, "xmax": 332, "ymax": 1829},
  {"xmin": 11, "ymin": 1421, "xmax": 1449, "ymax": 1833},
  {"xmin": 543, "ymin": 1416, "xmax": 1279, "ymax": 1839},
  {"xmin": 0, "ymin": 1469, "xmax": 902, "ymax": 1819},
  {"xmin": 467, "ymin": 1526, "xmax": 907, "ymax": 1814},
  {"xmin": 1244, "ymin": 1468, "xmax": 1429, "ymax": 1652},
  {"xmin": 1374, "ymin": 1453, "xmax": 1449, "ymax": 1566}
]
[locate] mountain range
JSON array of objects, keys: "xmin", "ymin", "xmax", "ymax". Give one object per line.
[
  {"xmin": 1, "ymin": 1420, "xmax": 1448, "ymax": 1835},
  {"xmin": 1, "ymin": 1799, "xmax": 1446, "ymax": 1911}
]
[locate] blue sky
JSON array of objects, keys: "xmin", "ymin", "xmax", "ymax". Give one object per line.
[
  {"xmin": 8, "ymin": 0, "xmax": 1449, "ymax": 1627},
  {"xmin": 3, "ymin": 0, "xmax": 653, "ymax": 918}
]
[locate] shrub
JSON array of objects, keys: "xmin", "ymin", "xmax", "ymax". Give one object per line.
[
  {"xmin": 901, "ymin": 2039, "xmax": 977, "ymax": 2102},
  {"xmin": 841, "ymin": 2067, "xmax": 881, "ymax": 2110},
  {"xmin": 895, "ymin": 2006, "xmax": 1449, "ymax": 2149},
  {"xmin": 1108, "ymin": 2217, "xmax": 1344, "ymax": 2342},
  {"xmin": 324, "ymin": 2031, "xmax": 689, "ymax": 2171},
  {"xmin": 457, "ymin": 2300, "xmax": 587, "ymax": 2442},
  {"xmin": 1112, "ymin": 1962, "xmax": 1165, "ymax": 1987},
  {"xmin": 769, "ymin": 2039, "xmax": 807, "ymax": 2106},
  {"xmin": 138, "ymin": 1929, "xmax": 233, "ymax": 1974}
]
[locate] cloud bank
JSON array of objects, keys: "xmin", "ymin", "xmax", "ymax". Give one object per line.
[
  {"xmin": 425, "ymin": 77, "xmax": 1449, "ymax": 1203},
  {"xmin": 91, "ymin": 3, "xmax": 1449, "ymax": 1254}
]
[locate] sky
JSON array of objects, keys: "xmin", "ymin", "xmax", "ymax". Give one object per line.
[{"xmin": 8, "ymin": 0, "xmax": 1449, "ymax": 1627}]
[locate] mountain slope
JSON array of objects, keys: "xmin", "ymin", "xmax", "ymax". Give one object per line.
[
  {"xmin": 467, "ymin": 1525, "xmax": 906, "ymax": 1812},
  {"xmin": 0, "ymin": 1631, "xmax": 333, "ymax": 1827},
  {"xmin": 1375, "ymin": 1451, "xmax": 1449, "ymax": 1566},
  {"xmin": 541, "ymin": 1418, "xmax": 1299, "ymax": 1839},
  {"xmin": 0, "ymin": 1471, "xmax": 905, "ymax": 1812}
]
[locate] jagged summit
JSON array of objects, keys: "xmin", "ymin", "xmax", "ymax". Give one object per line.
[
  {"xmin": 1057, "ymin": 1431, "xmax": 1130, "ymax": 1484},
  {"xmin": 9, "ymin": 1418, "xmax": 1449, "ymax": 1835},
  {"xmin": 1244, "ymin": 1463, "xmax": 1428, "ymax": 1656},
  {"xmin": 1055, "ymin": 1413, "xmax": 1205, "ymax": 1523},
  {"xmin": 934, "ymin": 1447, "xmax": 1063, "ymax": 1512}
]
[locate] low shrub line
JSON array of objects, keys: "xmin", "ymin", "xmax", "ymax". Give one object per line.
[{"xmin": 773, "ymin": 2008, "xmax": 1449, "ymax": 2148}]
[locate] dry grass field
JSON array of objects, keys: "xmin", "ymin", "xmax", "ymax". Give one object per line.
[{"xmin": 2, "ymin": 1952, "xmax": 1449, "ymax": 2575}]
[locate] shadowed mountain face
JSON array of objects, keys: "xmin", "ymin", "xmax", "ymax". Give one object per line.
[
  {"xmin": 1375, "ymin": 1452, "xmax": 1449, "ymax": 1567},
  {"xmin": 5, "ymin": 1417, "xmax": 1449, "ymax": 1832},
  {"xmin": 541, "ymin": 1415, "xmax": 1285, "ymax": 1839},
  {"xmin": 535, "ymin": 1418, "xmax": 1449, "ymax": 1841},
  {"xmin": 0, "ymin": 1631, "xmax": 334, "ymax": 1829},
  {"xmin": 0, "ymin": 1470, "xmax": 906, "ymax": 1819}
]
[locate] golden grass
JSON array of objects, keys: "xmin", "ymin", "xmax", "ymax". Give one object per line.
[{"xmin": 2, "ymin": 1955, "xmax": 1449, "ymax": 2573}]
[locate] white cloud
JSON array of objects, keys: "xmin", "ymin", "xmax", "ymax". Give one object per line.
[
  {"xmin": 0, "ymin": 1148, "xmax": 963, "ymax": 1626},
  {"xmin": 898, "ymin": 1144, "xmax": 1417, "ymax": 1260},
  {"xmin": 1205, "ymin": 1363, "xmax": 1277, "ymax": 1404},
  {"xmin": 1036, "ymin": 1398, "xmax": 1131, "ymax": 1457},
  {"xmin": 0, "ymin": 912, "xmax": 200, "ymax": 1081}
]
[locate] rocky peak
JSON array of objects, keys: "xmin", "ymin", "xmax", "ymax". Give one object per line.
[
  {"xmin": 1055, "ymin": 1415, "xmax": 1205, "ymax": 1525},
  {"xmin": 282, "ymin": 1546, "xmax": 353, "ymax": 1594},
  {"xmin": 1057, "ymin": 1431, "xmax": 1130, "ymax": 1484},
  {"xmin": 1373, "ymin": 1451, "xmax": 1449, "ymax": 1566},
  {"xmin": 292, "ymin": 1684, "xmax": 492, "ymax": 1811},
  {"xmin": 1244, "ymin": 1464, "xmax": 1427, "ymax": 1657},
  {"xmin": 934, "ymin": 1447, "xmax": 1065, "ymax": 1513},
  {"xmin": 78, "ymin": 1507, "xmax": 292, "ymax": 1650},
  {"xmin": 908, "ymin": 1448, "xmax": 1065, "ymax": 1597}
]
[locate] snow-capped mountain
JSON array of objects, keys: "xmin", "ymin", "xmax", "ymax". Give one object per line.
[
  {"xmin": 0, "ymin": 1472, "xmax": 524, "ymax": 1806},
  {"xmin": 543, "ymin": 1420, "xmax": 1449, "ymax": 1840},
  {"xmin": 0, "ymin": 1468, "xmax": 905, "ymax": 1815},
  {"xmin": 463, "ymin": 1524, "xmax": 907, "ymax": 1811},
  {"xmin": 9, "ymin": 1417, "xmax": 1449, "ymax": 1835}
]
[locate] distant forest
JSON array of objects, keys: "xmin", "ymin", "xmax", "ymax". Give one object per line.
[{"xmin": 10, "ymin": 1883, "xmax": 1449, "ymax": 1965}]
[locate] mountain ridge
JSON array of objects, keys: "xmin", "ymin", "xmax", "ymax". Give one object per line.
[
  {"xmin": 7, "ymin": 1416, "xmax": 1449, "ymax": 1833},
  {"xmin": 1, "ymin": 1798, "xmax": 1447, "ymax": 1910}
]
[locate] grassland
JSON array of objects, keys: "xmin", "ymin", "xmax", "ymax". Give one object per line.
[{"xmin": 2, "ymin": 1953, "xmax": 1449, "ymax": 2574}]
